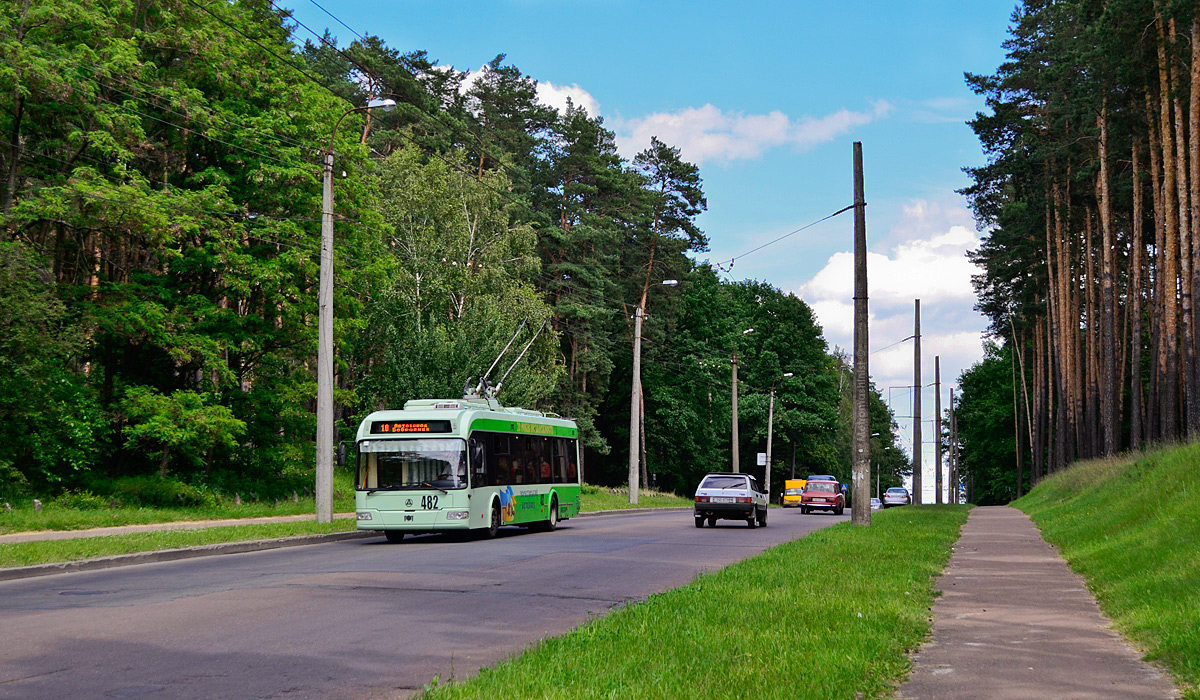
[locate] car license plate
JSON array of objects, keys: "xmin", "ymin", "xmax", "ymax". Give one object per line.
[
  {"xmin": 813, "ymin": 498, "xmax": 826, "ymax": 502},
  {"xmin": 712, "ymin": 496, "xmax": 735, "ymax": 503}
]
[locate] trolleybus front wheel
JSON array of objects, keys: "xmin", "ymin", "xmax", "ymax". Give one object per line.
[{"xmin": 483, "ymin": 502, "xmax": 501, "ymax": 539}]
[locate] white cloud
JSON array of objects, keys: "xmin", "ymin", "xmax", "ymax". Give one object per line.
[
  {"xmin": 794, "ymin": 199, "xmax": 991, "ymax": 468},
  {"xmin": 456, "ymin": 67, "xmax": 601, "ymax": 118},
  {"xmin": 613, "ymin": 100, "xmax": 893, "ymax": 164},
  {"xmin": 910, "ymin": 96, "xmax": 978, "ymax": 124},
  {"xmin": 537, "ymin": 81, "xmax": 600, "ymax": 117}
]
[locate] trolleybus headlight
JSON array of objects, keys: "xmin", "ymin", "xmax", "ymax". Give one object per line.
[
  {"xmin": 356, "ymin": 512, "xmax": 373, "ymax": 521},
  {"xmin": 445, "ymin": 510, "xmax": 470, "ymax": 520}
]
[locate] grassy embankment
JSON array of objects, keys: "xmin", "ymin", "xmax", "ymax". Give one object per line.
[
  {"xmin": 417, "ymin": 506, "xmax": 968, "ymax": 700},
  {"xmin": 1014, "ymin": 443, "xmax": 1200, "ymax": 700},
  {"xmin": 0, "ymin": 482, "xmax": 691, "ymax": 568}
]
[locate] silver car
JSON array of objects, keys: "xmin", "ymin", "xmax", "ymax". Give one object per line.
[
  {"xmin": 882, "ymin": 487, "xmax": 911, "ymax": 507},
  {"xmin": 694, "ymin": 472, "xmax": 768, "ymax": 528}
]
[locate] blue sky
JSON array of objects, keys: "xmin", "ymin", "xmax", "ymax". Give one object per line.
[{"xmin": 284, "ymin": 0, "xmax": 1019, "ymax": 499}]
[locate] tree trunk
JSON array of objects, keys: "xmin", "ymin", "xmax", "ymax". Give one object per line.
[
  {"xmin": 1191, "ymin": 16, "xmax": 1200, "ymax": 431},
  {"xmin": 1157, "ymin": 14, "xmax": 1181, "ymax": 440},
  {"xmin": 1131, "ymin": 139, "xmax": 1146, "ymax": 450},
  {"xmin": 1034, "ymin": 319, "xmax": 1047, "ymax": 481},
  {"xmin": 1085, "ymin": 209, "xmax": 1100, "ymax": 458},
  {"xmin": 1148, "ymin": 87, "xmax": 1166, "ymax": 440},
  {"xmin": 1097, "ymin": 104, "xmax": 1118, "ymax": 455},
  {"xmin": 1169, "ymin": 18, "xmax": 1196, "ymax": 436}
]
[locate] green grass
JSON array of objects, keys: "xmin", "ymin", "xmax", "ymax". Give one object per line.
[
  {"xmin": 420, "ymin": 506, "xmax": 969, "ymax": 700},
  {"xmin": 0, "ymin": 520, "xmax": 358, "ymax": 568},
  {"xmin": 0, "ymin": 470, "xmax": 359, "ymax": 535},
  {"xmin": 579, "ymin": 484, "xmax": 694, "ymax": 511},
  {"xmin": 1014, "ymin": 444, "xmax": 1200, "ymax": 700}
]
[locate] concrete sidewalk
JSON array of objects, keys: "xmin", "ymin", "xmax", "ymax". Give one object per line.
[{"xmin": 898, "ymin": 505, "xmax": 1179, "ymax": 700}]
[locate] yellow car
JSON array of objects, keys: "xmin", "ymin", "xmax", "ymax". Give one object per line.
[{"xmin": 781, "ymin": 479, "xmax": 807, "ymax": 507}]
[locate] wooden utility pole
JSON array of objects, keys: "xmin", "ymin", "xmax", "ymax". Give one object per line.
[
  {"xmin": 913, "ymin": 299, "xmax": 923, "ymax": 505},
  {"xmin": 935, "ymin": 356, "xmax": 943, "ymax": 505},
  {"xmin": 852, "ymin": 142, "xmax": 871, "ymax": 526}
]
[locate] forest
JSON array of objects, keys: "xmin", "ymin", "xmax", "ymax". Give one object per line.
[
  {"xmin": 0, "ymin": 0, "xmax": 909, "ymax": 506},
  {"xmin": 957, "ymin": 0, "xmax": 1200, "ymax": 502}
]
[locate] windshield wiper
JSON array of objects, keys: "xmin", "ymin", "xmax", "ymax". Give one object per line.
[
  {"xmin": 366, "ymin": 486, "xmax": 403, "ymax": 494},
  {"xmin": 422, "ymin": 481, "xmax": 448, "ymax": 494}
]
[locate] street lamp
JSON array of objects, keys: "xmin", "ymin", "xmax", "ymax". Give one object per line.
[
  {"xmin": 316, "ymin": 97, "xmax": 395, "ymax": 523},
  {"xmin": 731, "ymin": 327, "xmax": 754, "ymax": 472},
  {"xmin": 765, "ymin": 372, "xmax": 793, "ymax": 503},
  {"xmin": 628, "ymin": 279, "xmax": 679, "ymax": 504},
  {"xmin": 871, "ymin": 431, "xmax": 882, "ymax": 499}
]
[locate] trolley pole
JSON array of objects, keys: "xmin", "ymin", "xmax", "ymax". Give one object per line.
[{"xmin": 851, "ymin": 142, "xmax": 871, "ymax": 526}]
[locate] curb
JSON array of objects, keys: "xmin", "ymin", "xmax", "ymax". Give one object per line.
[
  {"xmin": 576, "ymin": 506, "xmax": 691, "ymax": 517},
  {"xmin": 0, "ymin": 530, "xmax": 376, "ymax": 582}
]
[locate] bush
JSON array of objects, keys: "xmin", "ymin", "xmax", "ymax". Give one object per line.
[
  {"xmin": 52, "ymin": 489, "xmax": 111, "ymax": 510},
  {"xmin": 104, "ymin": 475, "xmax": 219, "ymax": 508},
  {"xmin": 0, "ymin": 460, "xmax": 30, "ymax": 501},
  {"xmin": 205, "ymin": 467, "xmax": 315, "ymax": 503}
]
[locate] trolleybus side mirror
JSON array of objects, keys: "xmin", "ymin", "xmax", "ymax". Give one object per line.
[{"xmin": 336, "ymin": 442, "xmax": 348, "ymax": 467}]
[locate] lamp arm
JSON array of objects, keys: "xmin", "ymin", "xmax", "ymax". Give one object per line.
[{"xmin": 327, "ymin": 105, "xmax": 370, "ymax": 155}]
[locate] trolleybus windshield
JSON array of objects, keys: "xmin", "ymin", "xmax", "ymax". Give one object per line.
[{"xmin": 357, "ymin": 438, "xmax": 468, "ymax": 492}]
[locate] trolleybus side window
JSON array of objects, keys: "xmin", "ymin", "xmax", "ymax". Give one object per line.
[
  {"xmin": 470, "ymin": 432, "xmax": 579, "ymax": 487},
  {"xmin": 470, "ymin": 438, "xmax": 485, "ymax": 487}
]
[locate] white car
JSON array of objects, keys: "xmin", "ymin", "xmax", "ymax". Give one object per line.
[{"xmin": 693, "ymin": 472, "xmax": 768, "ymax": 528}]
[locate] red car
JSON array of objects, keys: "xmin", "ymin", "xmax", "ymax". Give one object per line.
[{"xmin": 800, "ymin": 479, "xmax": 844, "ymax": 514}]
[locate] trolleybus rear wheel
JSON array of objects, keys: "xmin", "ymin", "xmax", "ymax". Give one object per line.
[{"xmin": 541, "ymin": 496, "xmax": 559, "ymax": 531}]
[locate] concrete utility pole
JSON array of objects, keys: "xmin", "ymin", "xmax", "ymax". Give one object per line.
[
  {"xmin": 935, "ymin": 356, "xmax": 943, "ymax": 505},
  {"xmin": 766, "ymin": 387, "xmax": 776, "ymax": 501},
  {"xmin": 851, "ymin": 142, "xmax": 871, "ymax": 526},
  {"xmin": 731, "ymin": 328, "xmax": 754, "ymax": 473},
  {"xmin": 628, "ymin": 305, "xmax": 643, "ymax": 504},
  {"xmin": 731, "ymin": 349, "xmax": 740, "ymax": 473},
  {"xmin": 317, "ymin": 148, "xmax": 336, "ymax": 523},
  {"xmin": 913, "ymin": 299, "xmax": 922, "ymax": 505},
  {"xmin": 317, "ymin": 98, "xmax": 394, "ymax": 523},
  {"xmin": 765, "ymin": 372, "xmax": 792, "ymax": 504},
  {"xmin": 951, "ymin": 387, "xmax": 959, "ymax": 504}
]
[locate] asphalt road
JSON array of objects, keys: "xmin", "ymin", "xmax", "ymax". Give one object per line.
[{"xmin": 0, "ymin": 507, "xmax": 848, "ymax": 700}]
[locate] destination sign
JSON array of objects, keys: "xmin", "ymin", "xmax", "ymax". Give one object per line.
[{"xmin": 369, "ymin": 420, "xmax": 452, "ymax": 434}]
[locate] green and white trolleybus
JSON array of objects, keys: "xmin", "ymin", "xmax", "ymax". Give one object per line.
[{"xmin": 353, "ymin": 396, "xmax": 581, "ymax": 542}]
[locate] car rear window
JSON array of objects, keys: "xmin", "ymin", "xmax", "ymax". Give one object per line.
[
  {"xmin": 887, "ymin": 488, "xmax": 907, "ymax": 494},
  {"xmin": 700, "ymin": 475, "xmax": 748, "ymax": 489},
  {"xmin": 805, "ymin": 481, "xmax": 838, "ymax": 493}
]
